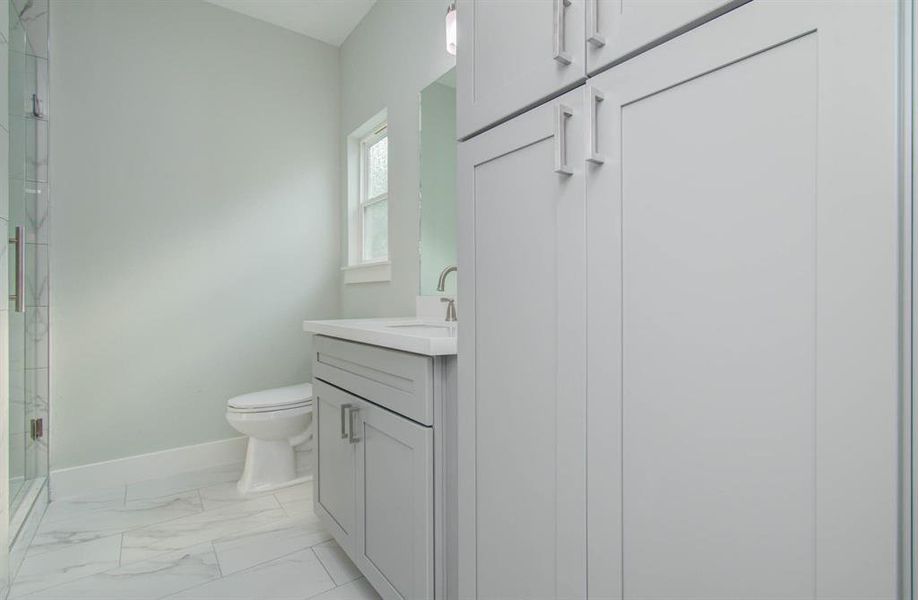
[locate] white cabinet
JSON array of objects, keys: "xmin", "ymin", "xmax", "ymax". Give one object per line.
[
  {"xmin": 456, "ymin": 0, "xmax": 742, "ymax": 138},
  {"xmin": 585, "ymin": 3, "xmax": 899, "ymax": 597},
  {"xmin": 456, "ymin": 0, "xmax": 585, "ymax": 140},
  {"xmin": 457, "ymin": 87, "xmax": 587, "ymax": 599},
  {"xmin": 585, "ymin": 0, "xmax": 738, "ymax": 73},
  {"xmin": 355, "ymin": 400, "xmax": 433, "ymax": 600},
  {"xmin": 458, "ymin": 1, "xmax": 900, "ymax": 598},
  {"xmin": 314, "ymin": 380, "xmax": 357, "ymax": 551}
]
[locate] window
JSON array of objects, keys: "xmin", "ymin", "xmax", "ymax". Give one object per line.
[
  {"xmin": 345, "ymin": 111, "xmax": 390, "ymax": 284},
  {"xmin": 359, "ymin": 123, "xmax": 388, "ymax": 262}
]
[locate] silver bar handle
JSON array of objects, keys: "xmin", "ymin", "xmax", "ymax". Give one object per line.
[
  {"xmin": 348, "ymin": 408, "xmax": 361, "ymax": 444},
  {"xmin": 554, "ymin": 104, "xmax": 573, "ymax": 175},
  {"xmin": 8, "ymin": 226, "xmax": 23, "ymax": 313},
  {"xmin": 340, "ymin": 404, "xmax": 352, "ymax": 439},
  {"xmin": 586, "ymin": 0, "xmax": 605, "ymax": 47},
  {"xmin": 586, "ymin": 85, "xmax": 605, "ymax": 165},
  {"xmin": 553, "ymin": 0, "xmax": 572, "ymax": 65}
]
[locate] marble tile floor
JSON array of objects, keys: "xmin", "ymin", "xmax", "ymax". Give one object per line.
[{"xmin": 8, "ymin": 464, "xmax": 381, "ymax": 600}]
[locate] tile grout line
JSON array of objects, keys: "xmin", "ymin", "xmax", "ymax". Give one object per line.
[
  {"xmin": 312, "ymin": 545, "xmax": 336, "ymax": 584},
  {"xmin": 210, "ymin": 540, "xmax": 224, "ymax": 578}
]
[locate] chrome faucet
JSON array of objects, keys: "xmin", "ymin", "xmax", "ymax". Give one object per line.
[
  {"xmin": 436, "ymin": 265, "xmax": 457, "ymax": 292},
  {"xmin": 437, "ymin": 265, "xmax": 458, "ymax": 322}
]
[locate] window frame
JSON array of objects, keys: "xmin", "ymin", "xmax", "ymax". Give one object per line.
[{"xmin": 357, "ymin": 123, "xmax": 389, "ymax": 264}]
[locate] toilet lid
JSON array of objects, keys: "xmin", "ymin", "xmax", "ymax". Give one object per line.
[{"xmin": 227, "ymin": 383, "xmax": 313, "ymax": 411}]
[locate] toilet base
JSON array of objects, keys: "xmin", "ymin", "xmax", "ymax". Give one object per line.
[{"xmin": 236, "ymin": 437, "xmax": 310, "ymax": 495}]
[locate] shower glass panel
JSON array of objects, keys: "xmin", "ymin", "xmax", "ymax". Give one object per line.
[{"xmin": 8, "ymin": 0, "xmax": 49, "ymax": 516}]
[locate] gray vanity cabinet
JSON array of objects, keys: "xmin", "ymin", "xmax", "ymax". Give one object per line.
[
  {"xmin": 313, "ymin": 381, "xmax": 357, "ymax": 550},
  {"xmin": 313, "ymin": 335, "xmax": 447, "ymax": 600}
]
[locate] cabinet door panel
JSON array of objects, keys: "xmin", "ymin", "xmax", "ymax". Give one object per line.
[
  {"xmin": 586, "ymin": 2, "xmax": 898, "ymax": 599},
  {"xmin": 586, "ymin": 0, "xmax": 740, "ymax": 74},
  {"xmin": 355, "ymin": 400, "xmax": 433, "ymax": 600},
  {"xmin": 457, "ymin": 0, "xmax": 585, "ymax": 139},
  {"xmin": 313, "ymin": 380, "xmax": 357, "ymax": 552},
  {"xmin": 457, "ymin": 87, "xmax": 587, "ymax": 599}
]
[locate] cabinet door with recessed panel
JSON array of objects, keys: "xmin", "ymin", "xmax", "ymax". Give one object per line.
[
  {"xmin": 457, "ymin": 86, "xmax": 587, "ymax": 599},
  {"xmin": 585, "ymin": 0, "xmax": 740, "ymax": 74},
  {"xmin": 353, "ymin": 398, "xmax": 433, "ymax": 600},
  {"xmin": 585, "ymin": 2, "xmax": 899, "ymax": 598},
  {"xmin": 457, "ymin": 0, "xmax": 585, "ymax": 139},
  {"xmin": 313, "ymin": 380, "xmax": 358, "ymax": 554}
]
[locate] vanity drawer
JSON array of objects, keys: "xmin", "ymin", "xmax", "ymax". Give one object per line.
[{"xmin": 313, "ymin": 335, "xmax": 434, "ymax": 426}]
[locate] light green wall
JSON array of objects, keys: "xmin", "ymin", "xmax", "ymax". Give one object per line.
[
  {"xmin": 339, "ymin": 1, "xmax": 456, "ymax": 317},
  {"xmin": 49, "ymin": 0, "xmax": 341, "ymax": 469},
  {"xmin": 419, "ymin": 81, "xmax": 457, "ymax": 296}
]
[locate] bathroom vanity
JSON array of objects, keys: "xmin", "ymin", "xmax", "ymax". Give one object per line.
[{"xmin": 302, "ymin": 319, "xmax": 457, "ymax": 600}]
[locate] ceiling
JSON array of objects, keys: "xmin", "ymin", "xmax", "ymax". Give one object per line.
[{"xmin": 204, "ymin": 0, "xmax": 377, "ymax": 46}]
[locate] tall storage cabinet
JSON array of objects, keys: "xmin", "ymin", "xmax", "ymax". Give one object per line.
[
  {"xmin": 457, "ymin": 86, "xmax": 587, "ymax": 599},
  {"xmin": 458, "ymin": 1, "xmax": 902, "ymax": 599}
]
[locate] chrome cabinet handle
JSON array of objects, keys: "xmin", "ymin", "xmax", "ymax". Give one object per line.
[
  {"xmin": 8, "ymin": 226, "xmax": 23, "ymax": 313},
  {"xmin": 554, "ymin": 104, "xmax": 573, "ymax": 175},
  {"xmin": 586, "ymin": 85, "xmax": 605, "ymax": 165},
  {"xmin": 586, "ymin": 0, "xmax": 605, "ymax": 47},
  {"xmin": 553, "ymin": 0, "xmax": 572, "ymax": 65},
  {"xmin": 348, "ymin": 408, "xmax": 360, "ymax": 444},
  {"xmin": 340, "ymin": 404, "xmax": 352, "ymax": 439}
]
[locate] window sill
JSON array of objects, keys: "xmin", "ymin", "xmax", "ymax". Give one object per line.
[{"xmin": 342, "ymin": 260, "xmax": 391, "ymax": 284}]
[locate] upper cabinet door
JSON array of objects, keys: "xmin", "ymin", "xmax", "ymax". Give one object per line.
[
  {"xmin": 354, "ymin": 399, "xmax": 433, "ymax": 600},
  {"xmin": 457, "ymin": 0, "xmax": 585, "ymax": 140},
  {"xmin": 585, "ymin": 2, "xmax": 899, "ymax": 599},
  {"xmin": 457, "ymin": 87, "xmax": 587, "ymax": 599},
  {"xmin": 586, "ymin": 0, "xmax": 739, "ymax": 74},
  {"xmin": 313, "ymin": 380, "xmax": 358, "ymax": 553}
]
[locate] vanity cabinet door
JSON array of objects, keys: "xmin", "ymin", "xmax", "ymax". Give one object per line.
[
  {"xmin": 313, "ymin": 380, "xmax": 358, "ymax": 554},
  {"xmin": 457, "ymin": 86, "xmax": 587, "ymax": 599},
  {"xmin": 585, "ymin": 2, "xmax": 898, "ymax": 598},
  {"xmin": 354, "ymin": 400, "xmax": 433, "ymax": 600},
  {"xmin": 585, "ymin": 0, "xmax": 739, "ymax": 74},
  {"xmin": 457, "ymin": 0, "xmax": 585, "ymax": 139}
]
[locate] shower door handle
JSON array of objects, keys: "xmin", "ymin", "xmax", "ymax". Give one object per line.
[{"xmin": 8, "ymin": 226, "xmax": 24, "ymax": 313}]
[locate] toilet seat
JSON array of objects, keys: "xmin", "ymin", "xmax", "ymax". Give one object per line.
[{"xmin": 227, "ymin": 383, "xmax": 313, "ymax": 413}]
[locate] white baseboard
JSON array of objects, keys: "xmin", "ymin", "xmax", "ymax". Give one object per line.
[{"xmin": 50, "ymin": 436, "xmax": 248, "ymax": 500}]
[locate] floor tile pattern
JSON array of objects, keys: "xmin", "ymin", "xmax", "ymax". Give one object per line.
[{"xmin": 9, "ymin": 464, "xmax": 381, "ymax": 600}]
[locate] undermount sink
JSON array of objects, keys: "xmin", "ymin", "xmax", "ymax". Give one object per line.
[{"xmin": 386, "ymin": 321, "xmax": 456, "ymax": 334}]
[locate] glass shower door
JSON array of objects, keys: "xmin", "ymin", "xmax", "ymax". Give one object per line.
[
  {"xmin": 7, "ymin": 1, "xmax": 27, "ymax": 512},
  {"xmin": 8, "ymin": 0, "xmax": 49, "ymax": 516}
]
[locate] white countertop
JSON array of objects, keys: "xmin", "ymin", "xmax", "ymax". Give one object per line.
[{"xmin": 303, "ymin": 317, "xmax": 457, "ymax": 356}]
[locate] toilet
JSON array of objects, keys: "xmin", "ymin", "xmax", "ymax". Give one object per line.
[{"xmin": 225, "ymin": 383, "xmax": 313, "ymax": 495}]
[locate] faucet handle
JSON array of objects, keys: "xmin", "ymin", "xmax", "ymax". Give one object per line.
[{"xmin": 440, "ymin": 297, "xmax": 458, "ymax": 322}]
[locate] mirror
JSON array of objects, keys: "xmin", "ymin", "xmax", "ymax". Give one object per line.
[{"xmin": 419, "ymin": 68, "xmax": 457, "ymax": 296}]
